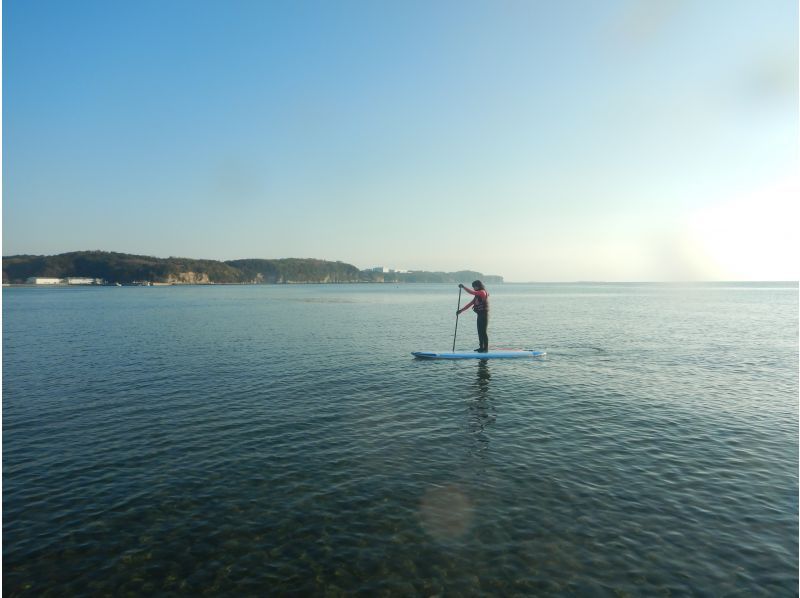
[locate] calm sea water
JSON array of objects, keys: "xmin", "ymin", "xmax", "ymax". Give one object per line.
[{"xmin": 3, "ymin": 283, "xmax": 798, "ymax": 596}]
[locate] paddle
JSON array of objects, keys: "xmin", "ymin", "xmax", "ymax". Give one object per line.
[{"xmin": 453, "ymin": 286, "xmax": 462, "ymax": 352}]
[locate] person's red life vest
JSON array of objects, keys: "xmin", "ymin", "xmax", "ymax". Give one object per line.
[{"xmin": 472, "ymin": 290, "xmax": 489, "ymax": 312}]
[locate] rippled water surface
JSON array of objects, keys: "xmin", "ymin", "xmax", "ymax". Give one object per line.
[{"xmin": 3, "ymin": 283, "xmax": 798, "ymax": 595}]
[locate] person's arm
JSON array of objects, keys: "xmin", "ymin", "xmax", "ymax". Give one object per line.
[
  {"xmin": 459, "ymin": 283, "xmax": 479, "ymax": 296},
  {"xmin": 457, "ymin": 298, "xmax": 475, "ymax": 315},
  {"xmin": 459, "ymin": 284, "xmax": 487, "ymax": 301}
]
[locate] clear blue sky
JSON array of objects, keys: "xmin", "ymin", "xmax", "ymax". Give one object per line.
[{"xmin": 3, "ymin": 0, "xmax": 797, "ymax": 281}]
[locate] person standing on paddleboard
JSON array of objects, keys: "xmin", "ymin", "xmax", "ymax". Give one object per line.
[{"xmin": 457, "ymin": 280, "xmax": 489, "ymax": 353}]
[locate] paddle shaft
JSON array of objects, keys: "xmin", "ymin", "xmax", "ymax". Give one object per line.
[{"xmin": 453, "ymin": 287, "xmax": 462, "ymax": 352}]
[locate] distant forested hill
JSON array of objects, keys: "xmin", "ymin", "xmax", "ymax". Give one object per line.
[
  {"xmin": 376, "ymin": 270, "xmax": 503, "ymax": 284},
  {"xmin": 226, "ymin": 258, "xmax": 361, "ymax": 283},
  {"xmin": 2, "ymin": 251, "xmax": 503, "ymax": 284},
  {"xmin": 2, "ymin": 251, "xmax": 244, "ymax": 284}
]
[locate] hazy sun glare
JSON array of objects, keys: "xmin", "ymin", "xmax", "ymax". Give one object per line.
[{"xmin": 687, "ymin": 177, "xmax": 799, "ymax": 281}]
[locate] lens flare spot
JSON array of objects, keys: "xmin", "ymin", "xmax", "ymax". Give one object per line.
[{"xmin": 418, "ymin": 485, "xmax": 474, "ymax": 541}]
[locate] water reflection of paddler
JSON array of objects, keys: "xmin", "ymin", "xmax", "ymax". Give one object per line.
[
  {"xmin": 469, "ymin": 360, "xmax": 495, "ymax": 460},
  {"xmin": 475, "ymin": 359, "xmax": 491, "ymax": 399}
]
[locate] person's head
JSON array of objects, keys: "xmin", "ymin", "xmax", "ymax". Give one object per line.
[{"xmin": 472, "ymin": 280, "xmax": 485, "ymax": 291}]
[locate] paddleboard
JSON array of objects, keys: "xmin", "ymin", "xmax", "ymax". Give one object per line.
[{"xmin": 412, "ymin": 350, "xmax": 546, "ymax": 360}]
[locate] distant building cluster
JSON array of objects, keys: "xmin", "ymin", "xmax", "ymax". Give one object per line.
[
  {"xmin": 26, "ymin": 277, "xmax": 105, "ymax": 285},
  {"xmin": 370, "ymin": 266, "xmax": 408, "ymax": 274}
]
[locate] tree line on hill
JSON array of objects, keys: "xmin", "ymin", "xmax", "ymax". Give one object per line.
[
  {"xmin": 363, "ymin": 270, "xmax": 503, "ymax": 284},
  {"xmin": 2, "ymin": 251, "xmax": 503, "ymax": 285}
]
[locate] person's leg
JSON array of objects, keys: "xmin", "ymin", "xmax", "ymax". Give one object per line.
[{"xmin": 478, "ymin": 312, "xmax": 489, "ymax": 352}]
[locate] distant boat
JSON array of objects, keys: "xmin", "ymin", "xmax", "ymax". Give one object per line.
[{"xmin": 115, "ymin": 283, "xmax": 122, "ymax": 287}]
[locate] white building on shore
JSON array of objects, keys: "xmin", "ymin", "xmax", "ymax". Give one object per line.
[
  {"xmin": 25, "ymin": 277, "xmax": 104, "ymax": 285},
  {"xmin": 66, "ymin": 277, "xmax": 102, "ymax": 285},
  {"xmin": 370, "ymin": 267, "xmax": 408, "ymax": 274},
  {"xmin": 26, "ymin": 277, "xmax": 62, "ymax": 284}
]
